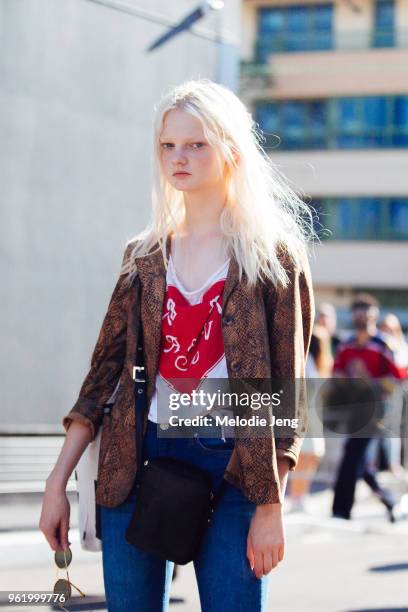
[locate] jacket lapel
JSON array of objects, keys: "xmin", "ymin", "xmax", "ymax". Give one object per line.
[
  {"xmin": 134, "ymin": 237, "xmax": 168, "ymax": 405},
  {"xmin": 221, "ymin": 249, "xmax": 240, "ymax": 315}
]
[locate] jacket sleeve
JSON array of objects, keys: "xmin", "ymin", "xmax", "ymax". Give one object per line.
[
  {"xmin": 61, "ymin": 243, "xmax": 134, "ymax": 441},
  {"xmin": 265, "ymin": 247, "xmax": 315, "ymax": 471}
]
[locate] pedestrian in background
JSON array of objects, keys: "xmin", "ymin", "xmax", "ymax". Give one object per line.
[{"xmin": 331, "ymin": 293, "xmax": 406, "ymax": 523}]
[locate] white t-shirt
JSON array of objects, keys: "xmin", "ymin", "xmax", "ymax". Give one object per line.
[{"xmin": 148, "ymin": 254, "xmax": 230, "ymax": 423}]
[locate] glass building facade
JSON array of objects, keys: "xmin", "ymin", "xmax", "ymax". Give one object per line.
[
  {"xmin": 313, "ymin": 198, "xmax": 408, "ymax": 241},
  {"xmin": 256, "ymin": 0, "xmax": 396, "ymax": 61},
  {"xmin": 255, "ymin": 96, "xmax": 408, "ymax": 150}
]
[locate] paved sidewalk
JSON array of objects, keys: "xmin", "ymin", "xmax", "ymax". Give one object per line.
[{"xmin": 1, "ymin": 479, "xmax": 408, "ymax": 612}]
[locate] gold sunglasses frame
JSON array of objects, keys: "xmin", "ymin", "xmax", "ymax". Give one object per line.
[{"xmin": 53, "ymin": 548, "xmax": 86, "ymax": 611}]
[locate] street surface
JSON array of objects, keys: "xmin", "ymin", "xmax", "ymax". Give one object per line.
[{"xmin": 1, "ymin": 476, "xmax": 408, "ymax": 611}]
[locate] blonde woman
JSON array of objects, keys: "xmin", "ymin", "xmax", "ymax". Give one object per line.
[{"xmin": 39, "ymin": 79, "xmax": 315, "ymax": 611}]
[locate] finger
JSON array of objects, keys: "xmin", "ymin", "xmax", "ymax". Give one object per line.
[
  {"xmin": 272, "ymin": 548, "xmax": 280, "ymax": 569},
  {"xmin": 60, "ymin": 518, "xmax": 70, "ymax": 551},
  {"xmin": 55, "ymin": 525, "xmax": 62, "ymax": 550},
  {"xmin": 253, "ymin": 552, "xmax": 264, "ymax": 580},
  {"xmin": 263, "ymin": 553, "xmax": 273, "ymax": 575},
  {"xmin": 246, "ymin": 539, "xmax": 255, "ymax": 571},
  {"xmin": 43, "ymin": 528, "xmax": 60, "ymax": 552},
  {"xmin": 278, "ymin": 543, "xmax": 285, "ymax": 562}
]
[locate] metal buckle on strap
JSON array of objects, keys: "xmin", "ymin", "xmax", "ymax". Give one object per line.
[{"xmin": 133, "ymin": 365, "xmax": 146, "ymax": 383}]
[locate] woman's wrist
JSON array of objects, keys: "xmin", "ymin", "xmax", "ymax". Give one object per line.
[
  {"xmin": 256, "ymin": 502, "xmax": 283, "ymax": 515},
  {"xmin": 45, "ymin": 472, "xmax": 68, "ymax": 494}
]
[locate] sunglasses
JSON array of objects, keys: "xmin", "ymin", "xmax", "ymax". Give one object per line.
[{"xmin": 53, "ymin": 548, "xmax": 85, "ymax": 611}]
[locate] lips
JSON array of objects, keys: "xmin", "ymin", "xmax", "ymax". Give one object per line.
[{"xmin": 173, "ymin": 172, "xmax": 191, "ymax": 176}]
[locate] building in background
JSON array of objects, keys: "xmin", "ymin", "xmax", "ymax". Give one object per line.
[{"xmin": 241, "ymin": 0, "xmax": 408, "ymax": 331}]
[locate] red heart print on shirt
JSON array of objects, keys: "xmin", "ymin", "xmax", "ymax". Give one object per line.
[{"xmin": 158, "ymin": 279, "xmax": 226, "ymax": 395}]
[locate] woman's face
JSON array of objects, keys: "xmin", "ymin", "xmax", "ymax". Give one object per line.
[{"xmin": 159, "ymin": 109, "xmax": 227, "ymax": 192}]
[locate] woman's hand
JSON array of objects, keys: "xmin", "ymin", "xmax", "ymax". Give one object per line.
[
  {"xmin": 39, "ymin": 480, "xmax": 71, "ymax": 552},
  {"xmin": 247, "ymin": 503, "xmax": 285, "ymax": 579},
  {"xmin": 38, "ymin": 420, "xmax": 93, "ymax": 552}
]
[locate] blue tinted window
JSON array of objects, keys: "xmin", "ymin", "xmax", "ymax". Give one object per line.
[
  {"xmin": 309, "ymin": 101, "xmax": 326, "ymax": 148},
  {"xmin": 314, "ymin": 4, "xmax": 332, "ymax": 29},
  {"xmin": 373, "ymin": 0, "xmax": 395, "ymax": 47},
  {"xmin": 395, "ymin": 97, "xmax": 408, "ymax": 126},
  {"xmin": 310, "ymin": 198, "xmax": 408, "ymax": 241},
  {"xmin": 331, "ymin": 199, "xmax": 355, "ymax": 239},
  {"xmin": 287, "ymin": 6, "xmax": 308, "ymax": 31},
  {"xmin": 281, "ymin": 101, "xmax": 305, "ymax": 129},
  {"xmin": 312, "ymin": 4, "xmax": 333, "ymax": 50},
  {"xmin": 357, "ymin": 199, "xmax": 382, "ymax": 238},
  {"xmin": 281, "ymin": 101, "xmax": 307, "ymax": 149},
  {"xmin": 390, "ymin": 201, "xmax": 408, "ymax": 238},
  {"xmin": 394, "ymin": 97, "xmax": 408, "ymax": 146},
  {"xmin": 376, "ymin": 0, "xmax": 394, "ymax": 27},
  {"xmin": 257, "ymin": 3, "xmax": 333, "ymax": 58},
  {"xmin": 311, "ymin": 198, "xmax": 333, "ymax": 239},
  {"xmin": 287, "ymin": 6, "xmax": 308, "ymax": 51},
  {"xmin": 259, "ymin": 7, "xmax": 285, "ymax": 33},
  {"xmin": 255, "ymin": 95, "xmax": 408, "ymax": 151},
  {"xmin": 338, "ymin": 98, "xmax": 359, "ymax": 128},
  {"xmin": 255, "ymin": 103, "xmax": 279, "ymax": 134},
  {"xmin": 363, "ymin": 97, "xmax": 389, "ymax": 146},
  {"xmin": 257, "ymin": 8, "xmax": 284, "ymax": 61},
  {"xmin": 336, "ymin": 99, "xmax": 362, "ymax": 148},
  {"xmin": 363, "ymin": 97, "xmax": 387, "ymax": 127}
]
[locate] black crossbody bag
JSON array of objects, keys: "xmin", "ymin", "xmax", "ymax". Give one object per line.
[{"xmin": 123, "ymin": 322, "xmax": 228, "ymax": 565}]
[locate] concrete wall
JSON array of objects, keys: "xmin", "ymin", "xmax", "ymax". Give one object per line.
[
  {"xmin": 265, "ymin": 150, "xmax": 408, "ymax": 197},
  {"xmin": 253, "ymin": 48, "xmax": 408, "ymax": 98},
  {"xmin": 310, "ymin": 242, "xmax": 408, "ymax": 289},
  {"xmin": 335, "ymin": 0, "xmax": 372, "ymax": 50},
  {"xmin": 0, "ymin": 0, "xmax": 241, "ymax": 428}
]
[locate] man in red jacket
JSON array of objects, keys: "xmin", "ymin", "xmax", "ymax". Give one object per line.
[{"xmin": 331, "ymin": 293, "xmax": 406, "ymax": 522}]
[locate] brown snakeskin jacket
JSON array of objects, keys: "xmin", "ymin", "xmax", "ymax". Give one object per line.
[{"xmin": 62, "ymin": 234, "xmax": 315, "ymax": 507}]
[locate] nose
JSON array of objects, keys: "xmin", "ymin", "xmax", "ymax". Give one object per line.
[{"xmin": 171, "ymin": 147, "xmax": 188, "ymax": 166}]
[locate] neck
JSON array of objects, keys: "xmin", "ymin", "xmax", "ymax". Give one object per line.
[
  {"xmin": 355, "ymin": 325, "xmax": 377, "ymax": 344},
  {"xmin": 179, "ymin": 185, "xmax": 228, "ymax": 238}
]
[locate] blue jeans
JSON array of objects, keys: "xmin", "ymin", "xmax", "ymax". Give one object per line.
[{"xmin": 100, "ymin": 419, "xmax": 270, "ymax": 611}]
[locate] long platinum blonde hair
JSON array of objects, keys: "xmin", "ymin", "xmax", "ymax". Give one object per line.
[{"xmin": 121, "ymin": 78, "xmax": 316, "ymax": 289}]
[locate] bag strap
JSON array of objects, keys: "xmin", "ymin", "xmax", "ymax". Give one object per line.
[
  {"xmin": 134, "ymin": 322, "xmax": 147, "ymax": 488},
  {"xmin": 100, "ymin": 320, "xmax": 147, "ymax": 488}
]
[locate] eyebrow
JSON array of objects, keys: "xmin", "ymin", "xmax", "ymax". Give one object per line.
[{"xmin": 159, "ymin": 138, "xmax": 205, "ymax": 143}]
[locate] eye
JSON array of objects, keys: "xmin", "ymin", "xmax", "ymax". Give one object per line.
[
  {"xmin": 160, "ymin": 143, "xmax": 173, "ymax": 149},
  {"xmin": 190, "ymin": 142, "xmax": 205, "ymax": 149}
]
